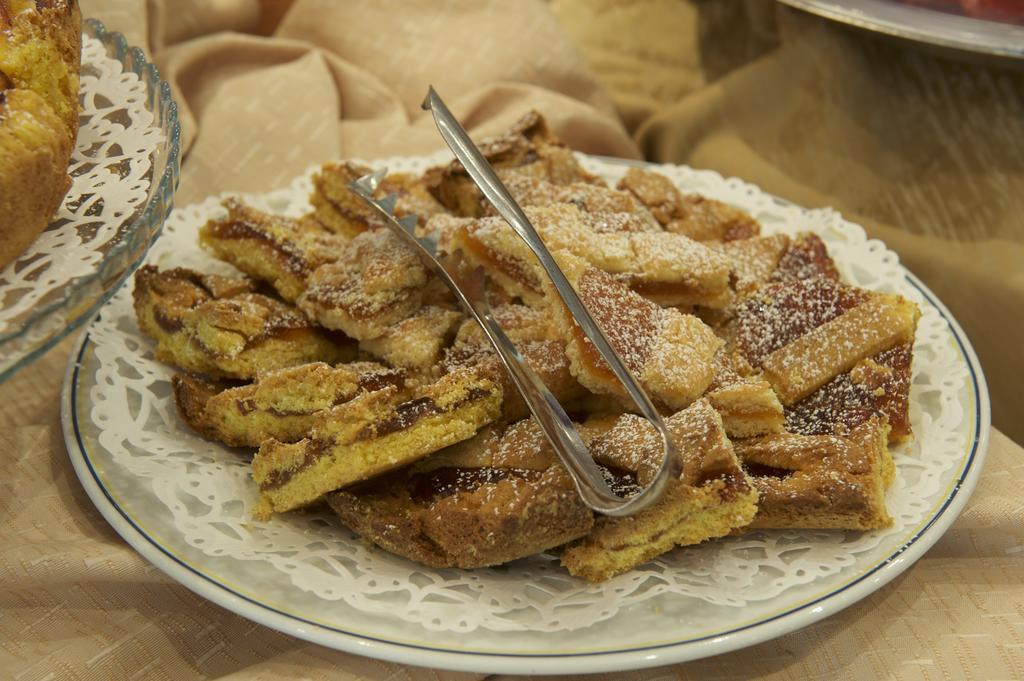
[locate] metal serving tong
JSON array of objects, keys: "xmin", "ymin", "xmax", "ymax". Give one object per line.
[{"xmin": 346, "ymin": 87, "xmax": 679, "ymax": 517}]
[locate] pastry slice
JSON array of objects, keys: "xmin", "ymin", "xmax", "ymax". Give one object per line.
[
  {"xmin": 436, "ymin": 203, "xmax": 731, "ymax": 307},
  {"xmin": 199, "ymin": 199, "xmax": 347, "ymax": 302},
  {"xmin": 485, "ymin": 173, "xmax": 656, "ymax": 224},
  {"xmin": 560, "ymin": 399, "xmax": 759, "ymax": 582},
  {"xmin": 723, "ymin": 242, "xmax": 919, "ymax": 435},
  {"xmin": 327, "ymin": 418, "xmax": 595, "ymax": 569},
  {"xmin": 713, "ymin": 233, "xmax": 791, "ymax": 298},
  {"xmin": 358, "ymin": 305, "xmax": 463, "ymax": 370},
  {"xmin": 786, "ymin": 343, "xmax": 914, "ymax": 443},
  {"xmin": 133, "ymin": 266, "xmax": 349, "ymax": 379},
  {"xmin": 770, "ymin": 232, "xmax": 842, "ymax": 284},
  {"xmin": 705, "ymin": 350, "xmax": 785, "ymax": 439},
  {"xmin": 311, "ymin": 161, "xmax": 445, "ymax": 238},
  {"xmin": 172, "ymin": 361, "xmax": 409, "ymax": 448},
  {"xmin": 548, "ymin": 255, "xmax": 722, "ymax": 411},
  {"xmin": 427, "ymin": 110, "xmax": 604, "ymax": 217},
  {"xmin": 443, "ymin": 304, "xmax": 587, "ymax": 421},
  {"xmin": 617, "ymin": 167, "xmax": 760, "ymax": 241},
  {"xmin": 758, "ymin": 293, "xmax": 919, "ymax": 405},
  {"xmin": 297, "ymin": 228, "xmax": 429, "ymax": 341},
  {"xmin": 735, "ymin": 416, "xmax": 894, "ymax": 530},
  {"xmin": 251, "ymin": 367, "xmax": 502, "ymax": 518}
]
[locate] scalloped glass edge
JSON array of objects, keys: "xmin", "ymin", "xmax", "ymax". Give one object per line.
[{"xmin": 0, "ymin": 18, "xmax": 181, "ymax": 382}]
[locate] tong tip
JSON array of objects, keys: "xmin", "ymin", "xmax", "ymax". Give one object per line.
[
  {"xmin": 421, "ymin": 85, "xmax": 439, "ymax": 111},
  {"xmin": 349, "ymin": 168, "xmax": 388, "ymax": 199}
]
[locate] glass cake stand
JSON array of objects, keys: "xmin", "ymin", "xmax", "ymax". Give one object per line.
[{"xmin": 0, "ymin": 18, "xmax": 181, "ymax": 383}]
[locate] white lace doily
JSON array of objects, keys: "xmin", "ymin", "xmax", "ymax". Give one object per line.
[
  {"xmin": 79, "ymin": 154, "xmax": 970, "ymax": 634},
  {"xmin": 0, "ymin": 32, "xmax": 162, "ymax": 369}
]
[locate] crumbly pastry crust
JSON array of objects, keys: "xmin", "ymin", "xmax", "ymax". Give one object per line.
[
  {"xmin": 426, "ymin": 110, "xmax": 605, "ymax": 218},
  {"xmin": 135, "ymin": 111, "xmax": 922, "ymax": 580},
  {"xmin": 328, "ymin": 419, "xmax": 595, "ymax": 569},
  {"xmin": 0, "ymin": 0, "xmax": 81, "ymax": 269},
  {"xmin": 735, "ymin": 416, "xmax": 894, "ymax": 530},
  {"xmin": 251, "ymin": 367, "xmax": 502, "ymax": 518},
  {"xmin": 442, "ymin": 304, "xmax": 587, "ymax": 421},
  {"xmin": 297, "ymin": 228, "xmax": 430, "ymax": 341},
  {"xmin": 434, "ymin": 202, "xmax": 732, "ymax": 307},
  {"xmin": 311, "ymin": 161, "xmax": 445, "ymax": 238},
  {"xmin": 561, "ymin": 400, "xmax": 759, "ymax": 582},
  {"xmin": 548, "ymin": 254, "xmax": 722, "ymax": 411},
  {"xmin": 172, "ymin": 361, "xmax": 409, "ymax": 448},
  {"xmin": 200, "ymin": 199, "xmax": 348, "ymax": 302},
  {"xmin": 133, "ymin": 265, "xmax": 351, "ymax": 379},
  {"xmin": 617, "ymin": 167, "xmax": 761, "ymax": 242}
]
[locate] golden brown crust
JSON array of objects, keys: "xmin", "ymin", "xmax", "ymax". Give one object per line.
[
  {"xmin": 0, "ymin": 0, "xmax": 81, "ymax": 269},
  {"xmin": 310, "ymin": 162, "xmax": 445, "ymax": 238},
  {"xmin": 251, "ymin": 367, "xmax": 502, "ymax": 518},
  {"xmin": 617, "ymin": 167, "xmax": 760, "ymax": 242},
  {"xmin": 426, "ymin": 110, "xmax": 605, "ymax": 217},
  {"xmin": 485, "ymin": 173, "xmax": 656, "ymax": 223},
  {"xmin": 327, "ymin": 418, "xmax": 595, "ymax": 569},
  {"xmin": 358, "ymin": 305, "xmax": 463, "ymax": 370},
  {"xmin": 442, "ymin": 305, "xmax": 587, "ymax": 421},
  {"xmin": 434, "ymin": 202, "xmax": 731, "ymax": 307},
  {"xmin": 723, "ymin": 236, "xmax": 919, "ymax": 441},
  {"xmin": 0, "ymin": 88, "xmax": 71, "ymax": 268},
  {"xmin": 133, "ymin": 265, "xmax": 351, "ymax": 379},
  {"xmin": 199, "ymin": 199, "xmax": 348, "ymax": 302},
  {"xmin": 172, "ymin": 361, "xmax": 409, "ymax": 448},
  {"xmin": 548, "ymin": 255, "xmax": 722, "ymax": 411},
  {"xmin": 0, "ymin": 0, "xmax": 81, "ymax": 139},
  {"xmin": 297, "ymin": 229, "xmax": 430, "ymax": 341},
  {"xmin": 735, "ymin": 417, "xmax": 893, "ymax": 530},
  {"xmin": 705, "ymin": 349, "xmax": 785, "ymax": 439},
  {"xmin": 560, "ymin": 400, "xmax": 759, "ymax": 582}
]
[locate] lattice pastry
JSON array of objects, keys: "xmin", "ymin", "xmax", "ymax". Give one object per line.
[
  {"xmin": 328, "ymin": 418, "xmax": 597, "ymax": 569},
  {"xmin": 199, "ymin": 199, "xmax": 347, "ymax": 302},
  {"xmin": 133, "ymin": 265, "xmax": 349, "ymax": 379},
  {"xmin": 561, "ymin": 399, "xmax": 759, "ymax": 582},
  {"xmin": 311, "ymin": 161, "xmax": 445, "ymax": 238},
  {"xmin": 735, "ymin": 416, "xmax": 894, "ymax": 530},
  {"xmin": 172, "ymin": 361, "xmax": 408, "ymax": 448},
  {"xmin": 617, "ymin": 167, "xmax": 761, "ymax": 241},
  {"xmin": 436, "ymin": 202, "xmax": 732, "ymax": 307},
  {"xmin": 547, "ymin": 254, "xmax": 722, "ymax": 411},
  {"xmin": 725, "ymin": 251, "xmax": 919, "ymax": 440},
  {"xmin": 251, "ymin": 366, "xmax": 502, "ymax": 518}
]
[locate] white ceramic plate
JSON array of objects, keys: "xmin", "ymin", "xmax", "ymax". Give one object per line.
[
  {"xmin": 779, "ymin": 0, "xmax": 1024, "ymax": 58},
  {"xmin": 61, "ymin": 155, "xmax": 990, "ymax": 674}
]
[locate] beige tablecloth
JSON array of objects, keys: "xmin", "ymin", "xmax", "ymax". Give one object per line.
[{"xmin": 3, "ymin": 1, "xmax": 1022, "ymax": 679}]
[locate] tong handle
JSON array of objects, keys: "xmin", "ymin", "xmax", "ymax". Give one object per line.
[{"xmin": 421, "ymin": 86, "xmax": 678, "ymax": 515}]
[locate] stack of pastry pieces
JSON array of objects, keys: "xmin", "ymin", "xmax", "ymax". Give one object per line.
[{"xmin": 132, "ymin": 110, "xmax": 919, "ymax": 583}]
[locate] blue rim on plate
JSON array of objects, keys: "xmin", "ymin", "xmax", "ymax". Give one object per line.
[
  {"xmin": 60, "ymin": 268, "xmax": 990, "ymax": 674},
  {"xmin": 0, "ymin": 18, "xmax": 181, "ymax": 383}
]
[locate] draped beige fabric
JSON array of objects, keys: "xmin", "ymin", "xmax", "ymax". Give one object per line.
[{"xmin": 2, "ymin": 1, "xmax": 1021, "ymax": 679}]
